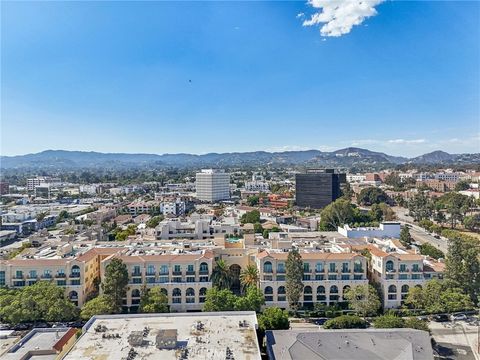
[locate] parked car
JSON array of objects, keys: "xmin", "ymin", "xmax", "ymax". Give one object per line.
[
  {"xmin": 314, "ymin": 318, "xmax": 328, "ymax": 326},
  {"xmin": 431, "ymin": 314, "xmax": 449, "ymax": 322},
  {"xmin": 450, "ymin": 313, "xmax": 467, "ymax": 321},
  {"xmin": 13, "ymin": 323, "xmax": 31, "ymax": 331}
]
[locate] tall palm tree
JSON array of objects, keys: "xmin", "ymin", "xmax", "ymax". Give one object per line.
[
  {"xmin": 240, "ymin": 264, "xmax": 259, "ymax": 291},
  {"xmin": 211, "ymin": 259, "xmax": 231, "ymax": 290}
]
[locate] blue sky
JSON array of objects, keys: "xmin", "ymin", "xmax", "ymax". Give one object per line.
[{"xmin": 1, "ymin": 1, "xmax": 479, "ymax": 157}]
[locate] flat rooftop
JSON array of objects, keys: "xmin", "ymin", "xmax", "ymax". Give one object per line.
[
  {"xmin": 3, "ymin": 328, "xmax": 70, "ymax": 360},
  {"xmin": 266, "ymin": 328, "xmax": 434, "ymax": 360},
  {"xmin": 63, "ymin": 312, "xmax": 261, "ymax": 360}
]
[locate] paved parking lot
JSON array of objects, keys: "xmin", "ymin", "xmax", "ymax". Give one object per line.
[{"xmin": 429, "ymin": 320, "xmax": 479, "ymax": 360}]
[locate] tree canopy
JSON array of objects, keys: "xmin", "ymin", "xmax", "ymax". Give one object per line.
[
  {"xmin": 240, "ymin": 210, "xmax": 260, "ymax": 224},
  {"xmin": 80, "ymin": 295, "xmax": 116, "ymax": 320},
  {"xmin": 101, "ymin": 258, "xmax": 129, "ymax": 312},
  {"xmin": 139, "ymin": 287, "xmax": 169, "ymax": 313},
  {"xmin": 0, "ymin": 282, "xmax": 78, "ymax": 324},
  {"xmin": 357, "ymin": 187, "xmax": 388, "ymax": 206},
  {"xmin": 323, "ymin": 315, "xmax": 367, "ymax": 329},
  {"xmin": 258, "ymin": 307, "xmax": 290, "ymax": 332},
  {"xmin": 343, "ymin": 284, "xmax": 381, "ymax": 317}
]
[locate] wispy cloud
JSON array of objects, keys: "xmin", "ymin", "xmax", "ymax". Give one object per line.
[
  {"xmin": 302, "ymin": 0, "xmax": 385, "ymax": 37},
  {"xmin": 387, "ymin": 139, "xmax": 426, "ymax": 145},
  {"xmin": 266, "ymin": 145, "xmax": 335, "ymax": 152},
  {"xmin": 350, "ymin": 138, "xmax": 427, "ymax": 146}
]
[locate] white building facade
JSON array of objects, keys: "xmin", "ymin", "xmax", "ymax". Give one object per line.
[{"xmin": 196, "ymin": 169, "xmax": 230, "ymax": 202}]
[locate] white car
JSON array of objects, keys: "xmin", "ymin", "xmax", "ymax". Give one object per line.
[{"xmin": 450, "ymin": 314, "xmax": 467, "ymax": 321}]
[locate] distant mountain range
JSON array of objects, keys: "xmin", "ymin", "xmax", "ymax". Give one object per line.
[{"xmin": 0, "ymin": 148, "xmax": 478, "ymax": 169}]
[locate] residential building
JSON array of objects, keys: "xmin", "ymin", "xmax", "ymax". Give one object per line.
[
  {"xmin": 256, "ymin": 250, "xmax": 368, "ymax": 308},
  {"xmin": 245, "ymin": 175, "xmax": 269, "ymax": 192},
  {"xmin": 196, "ymin": 169, "xmax": 230, "ymax": 202},
  {"xmin": 26, "ymin": 177, "xmax": 61, "ymax": 191},
  {"xmin": 295, "ymin": 169, "xmax": 345, "ymax": 209}
]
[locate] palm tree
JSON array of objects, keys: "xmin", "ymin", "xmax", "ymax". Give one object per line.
[
  {"xmin": 211, "ymin": 259, "xmax": 231, "ymax": 290},
  {"xmin": 240, "ymin": 264, "xmax": 259, "ymax": 291}
]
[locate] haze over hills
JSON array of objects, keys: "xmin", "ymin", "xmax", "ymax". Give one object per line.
[{"xmin": 1, "ymin": 148, "xmax": 478, "ymax": 170}]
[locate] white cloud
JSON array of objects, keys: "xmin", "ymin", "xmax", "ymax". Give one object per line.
[
  {"xmin": 387, "ymin": 139, "xmax": 426, "ymax": 145},
  {"xmin": 302, "ymin": 0, "xmax": 385, "ymax": 37},
  {"xmin": 296, "ymin": 12, "xmax": 305, "ymax": 18}
]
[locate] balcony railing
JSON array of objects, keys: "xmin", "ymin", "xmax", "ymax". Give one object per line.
[
  {"xmin": 14, "ymin": 275, "xmax": 24, "ymax": 279},
  {"xmin": 276, "ymin": 269, "xmax": 286, "ymax": 274},
  {"xmin": 131, "ymin": 272, "xmax": 142, "ymax": 277},
  {"xmin": 56, "ymin": 273, "xmax": 66, "ymax": 278},
  {"xmin": 41, "ymin": 274, "xmax": 52, "ymax": 279},
  {"xmin": 172, "ymin": 271, "xmax": 182, "ymax": 276},
  {"xmin": 186, "ymin": 270, "xmax": 196, "ymax": 275},
  {"xmin": 27, "ymin": 274, "xmax": 38, "ymax": 279},
  {"xmin": 263, "ymin": 269, "xmax": 273, "ymax": 274},
  {"xmin": 70, "ymin": 273, "xmax": 81, "ymax": 278},
  {"xmin": 199, "ymin": 269, "xmax": 209, "ymax": 275},
  {"xmin": 353, "ymin": 268, "xmax": 364, "ymax": 273}
]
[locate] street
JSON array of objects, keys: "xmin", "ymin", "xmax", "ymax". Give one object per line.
[{"xmin": 393, "ymin": 206, "xmax": 450, "ymax": 253}]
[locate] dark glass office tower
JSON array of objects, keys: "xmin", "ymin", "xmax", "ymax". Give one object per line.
[{"xmin": 295, "ymin": 169, "xmax": 346, "ymax": 209}]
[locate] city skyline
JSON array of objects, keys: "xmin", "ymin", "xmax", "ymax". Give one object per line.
[{"xmin": 1, "ymin": 1, "xmax": 479, "ymax": 157}]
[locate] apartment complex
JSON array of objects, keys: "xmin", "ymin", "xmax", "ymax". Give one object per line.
[
  {"xmin": 295, "ymin": 169, "xmax": 345, "ymax": 209},
  {"xmin": 256, "ymin": 251, "xmax": 368, "ymax": 308},
  {"xmin": 195, "ymin": 169, "xmax": 230, "ymax": 202}
]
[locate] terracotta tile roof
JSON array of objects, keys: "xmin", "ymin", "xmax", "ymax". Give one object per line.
[
  {"xmin": 76, "ymin": 247, "xmax": 124, "ymax": 262},
  {"xmin": 112, "ymin": 251, "xmax": 213, "ymax": 264},
  {"xmin": 424, "ymin": 261, "xmax": 446, "ymax": 272}
]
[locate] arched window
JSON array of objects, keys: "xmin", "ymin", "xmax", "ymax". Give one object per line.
[
  {"xmin": 303, "ymin": 285, "xmax": 313, "ymax": 302},
  {"xmin": 199, "ymin": 262, "xmax": 209, "ymax": 273},
  {"xmin": 278, "ymin": 286, "xmax": 286, "ymax": 294},
  {"xmin": 172, "ymin": 288, "xmax": 181, "ymax": 303},
  {"xmin": 71, "ymin": 265, "xmax": 80, "ymax": 277},
  {"xmin": 401, "ymin": 285, "xmax": 409, "ymax": 293},
  {"xmin": 317, "ymin": 286, "xmax": 326, "ymax": 301},
  {"xmin": 160, "ymin": 288, "xmax": 168, "ymax": 296},
  {"xmin": 263, "ymin": 261, "xmax": 273, "ymax": 273},
  {"xmin": 186, "ymin": 288, "xmax": 195, "ymax": 303},
  {"xmin": 199, "ymin": 287, "xmax": 207, "ymax": 303},
  {"xmin": 385, "ymin": 260, "xmax": 394, "ymax": 271},
  {"xmin": 69, "ymin": 290, "xmax": 78, "ymax": 300},
  {"xmin": 388, "ymin": 285, "xmax": 397, "ymax": 293},
  {"xmin": 264, "ymin": 286, "xmax": 273, "ymax": 294},
  {"xmin": 132, "ymin": 289, "xmax": 141, "ymax": 298},
  {"xmin": 342, "ymin": 285, "xmax": 351, "ymax": 300},
  {"xmin": 264, "ymin": 286, "xmax": 274, "ymax": 302},
  {"xmin": 329, "ymin": 285, "xmax": 339, "ymax": 302},
  {"xmin": 354, "ymin": 260, "xmax": 363, "ymax": 272}
]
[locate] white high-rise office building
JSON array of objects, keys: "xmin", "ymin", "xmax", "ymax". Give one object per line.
[{"xmin": 196, "ymin": 169, "xmax": 230, "ymax": 202}]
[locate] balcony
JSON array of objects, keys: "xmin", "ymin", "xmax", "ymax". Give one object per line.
[
  {"xmin": 341, "ymin": 269, "xmax": 350, "ymax": 273},
  {"xmin": 145, "ymin": 272, "xmax": 156, "ymax": 277},
  {"xmin": 263, "ymin": 269, "xmax": 273, "ymax": 274},
  {"xmin": 199, "ymin": 269, "xmax": 209, "ymax": 275},
  {"xmin": 276, "ymin": 269, "xmax": 286, "ymax": 274},
  {"xmin": 70, "ymin": 273, "xmax": 81, "ymax": 278},
  {"xmin": 353, "ymin": 268, "xmax": 364, "ymax": 273},
  {"xmin": 41, "ymin": 274, "xmax": 52, "ymax": 279},
  {"xmin": 186, "ymin": 270, "xmax": 196, "ymax": 276},
  {"xmin": 315, "ymin": 269, "xmax": 324, "ymax": 273},
  {"xmin": 131, "ymin": 272, "xmax": 142, "ymax": 277},
  {"xmin": 27, "ymin": 274, "xmax": 38, "ymax": 279},
  {"xmin": 14, "ymin": 275, "xmax": 24, "ymax": 280},
  {"xmin": 172, "ymin": 271, "xmax": 182, "ymax": 276},
  {"xmin": 55, "ymin": 273, "xmax": 66, "ymax": 278}
]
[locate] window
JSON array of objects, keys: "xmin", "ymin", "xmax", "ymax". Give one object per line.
[
  {"xmin": 132, "ymin": 278, "xmax": 142, "ymax": 284},
  {"xmin": 303, "ymin": 274, "xmax": 311, "ymax": 281},
  {"xmin": 199, "ymin": 262, "xmax": 208, "ymax": 273},
  {"xmin": 186, "ymin": 276, "xmax": 195, "ymax": 283},
  {"xmin": 329, "ymin": 263, "xmax": 336, "ymax": 272},
  {"xmin": 342, "ymin": 286, "xmax": 351, "ymax": 300},
  {"xmin": 385, "ymin": 261, "xmax": 394, "ymax": 271},
  {"xmin": 187, "ymin": 264, "xmax": 194, "ymax": 273},
  {"xmin": 388, "ymin": 285, "xmax": 397, "ymax": 293},
  {"xmin": 174, "ymin": 265, "xmax": 181, "ymax": 273},
  {"xmin": 199, "ymin": 287, "xmax": 207, "ymax": 303},
  {"xmin": 303, "ymin": 286, "xmax": 313, "ymax": 302},
  {"xmin": 303, "ymin": 263, "xmax": 310, "ymax": 273},
  {"xmin": 71, "ymin": 279, "xmax": 80, "ymax": 286},
  {"xmin": 159, "ymin": 265, "xmax": 169, "ymax": 275},
  {"xmin": 57, "ymin": 280, "xmax": 66, "ymax": 286},
  {"xmin": 315, "ymin": 262, "xmax": 323, "ymax": 272},
  {"xmin": 399, "ymin": 274, "xmax": 408, "ymax": 280},
  {"xmin": 276, "ymin": 275, "xmax": 285, "ymax": 281},
  {"xmin": 277, "ymin": 263, "xmax": 285, "ymax": 273},
  {"xmin": 412, "ymin": 264, "xmax": 420, "ymax": 272},
  {"xmin": 317, "ymin": 286, "xmax": 326, "ymax": 301},
  {"xmin": 354, "ymin": 260, "xmax": 363, "ymax": 273},
  {"xmin": 133, "ymin": 265, "xmax": 141, "ymax": 275},
  {"xmin": 330, "ymin": 285, "xmax": 338, "ymax": 293},
  {"xmin": 277, "ymin": 286, "xmax": 286, "ymax": 302},
  {"xmin": 132, "ymin": 289, "xmax": 141, "ymax": 297},
  {"xmin": 172, "ymin": 288, "xmax": 181, "ymax": 303},
  {"xmin": 158, "ymin": 276, "xmax": 169, "ymax": 283},
  {"xmin": 29, "ymin": 270, "xmax": 37, "ymax": 278},
  {"xmin": 264, "ymin": 286, "xmax": 274, "ymax": 302},
  {"xmin": 341, "ymin": 275, "xmax": 350, "ymax": 280},
  {"xmin": 147, "ymin": 265, "xmax": 155, "ymax": 275},
  {"xmin": 342, "ymin": 263, "xmax": 349, "ymax": 273},
  {"xmin": 0, "ymin": 271, "xmax": 5, "ymax": 286},
  {"xmin": 353, "ymin": 275, "xmax": 363, "ymax": 280},
  {"xmin": 43, "ymin": 269, "xmax": 51, "ymax": 278},
  {"xmin": 263, "ymin": 261, "xmax": 273, "ymax": 273},
  {"xmin": 399, "ymin": 264, "xmax": 406, "ymax": 272},
  {"xmin": 328, "ymin": 274, "xmax": 337, "ymax": 280},
  {"xmin": 186, "ymin": 288, "xmax": 195, "ymax": 303},
  {"xmin": 71, "ymin": 265, "xmax": 80, "ymax": 277},
  {"xmin": 146, "ymin": 277, "xmax": 155, "ymax": 284},
  {"xmin": 315, "ymin": 274, "xmax": 325, "ymax": 281},
  {"xmin": 412, "ymin": 274, "xmax": 422, "ymax": 280},
  {"xmin": 401, "ymin": 285, "xmax": 409, "ymax": 293}
]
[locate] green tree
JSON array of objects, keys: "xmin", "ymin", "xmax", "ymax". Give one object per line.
[
  {"xmin": 373, "ymin": 314, "xmax": 405, "ymax": 328},
  {"xmin": 246, "ymin": 195, "xmax": 259, "ymax": 206},
  {"xmin": 357, "ymin": 187, "xmax": 388, "ymax": 206},
  {"xmin": 445, "ymin": 235, "xmax": 480, "ymax": 302},
  {"xmin": 0, "ymin": 282, "xmax": 78, "ymax": 324},
  {"xmin": 419, "ymin": 243, "xmax": 444, "ymax": 260},
  {"xmin": 139, "ymin": 287, "xmax": 169, "ymax": 313},
  {"xmin": 240, "ymin": 265, "xmax": 260, "ymax": 291},
  {"xmin": 343, "ymin": 284, "xmax": 381, "ymax": 317},
  {"xmin": 102, "ymin": 258, "xmax": 129, "ymax": 312},
  {"xmin": 399, "ymin": 227, "xmax": 413, "ymax": 248},
  {"xmin": 404, "ymin": 317, "xmax": 429, "ymax": 332},
  {"xmin": 454, "ymin": 180, "xmax": 470, "ymax": 191},
  {"xmin": 253, "ymin": 222, "xmax": 263, "ymax": 234},
  {"xmin": 323, "ymin": 315, "xmax": 367, "ymax": 329},
  {"xmin": 285, "ymin": 248, "xmax": 304, "ymax": 311},
  {"xmin": 258, "ymin": 307, "xmax": 290, "ymax": 332},
  {"xmin": 234, "ymin": 286, "xmax": 265, "ymax": 312},
  {"xmin": 437, "ymin": 192, "xmax": 472, "ymax": 229},
  {"xmin": 240, "ymin": 210, "xmax": 261, "ymax": 224},
  {"xmin": 146, "ymin": 215, "xmax": 164, "ymax": 229},
  {"xmin": 210, "ymin": 259, "xmax": 232, "ymax": 290},
  {"xmin": 368, "ymin": 203, "xmax": 384, "ymax": 222},
  {"xmin": 319, "ymin": 199, "xmax": 354, "ymax": 231},
  {"xmin": 203, "ymin": 288, "xmax": 237, "ymax": 312},
  {"xmin": 408, "ymin": 192, "xmax": 433, "ymax": 222},
  {"xmin": 463, "ymin": 214, "xmax": 480, "ymax": 231},
  {"xmin": 80, "ymin": 295, "xmax": 116, "ymax": 320}
]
